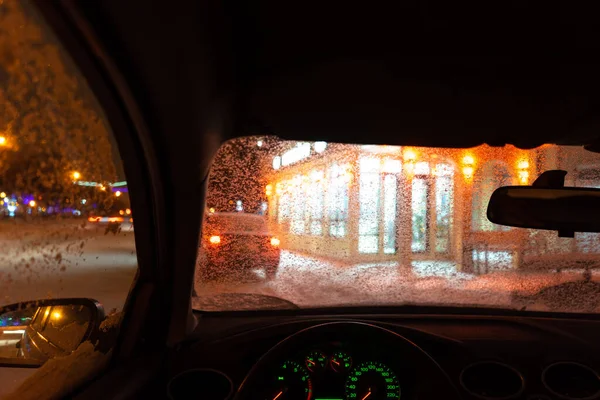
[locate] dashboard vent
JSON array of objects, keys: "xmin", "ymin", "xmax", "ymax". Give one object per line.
[
  {"xmin": 460, "ymin": 361, "xmax": 524, "ymax": 399},
  {"xmin": 542, "ymin": 362, "xmax": 600, "ymax": 400},
  {"xmin": 167, "ymin": 368, "xmax": 233, "ymax": 400}
]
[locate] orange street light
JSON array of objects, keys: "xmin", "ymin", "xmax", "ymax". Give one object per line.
[
  {"xmin": 0, "ymin": 136, "xmax": 6, "ymax": 146},
  {"xmin": 72, "ymin": 171, "xmax": 81, "ymax": 180},
  {"xmin": 115, "ymin": 191, "xmax": 122, "ymax": 197}
]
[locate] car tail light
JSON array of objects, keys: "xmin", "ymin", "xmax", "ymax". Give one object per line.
[
  {"xmin": 270, "ymin": 237, "xmax": 280, "ymax": 247},
  {"xmin": 209, "ymin": 235, "xmax": 221, "ymax": 244}
]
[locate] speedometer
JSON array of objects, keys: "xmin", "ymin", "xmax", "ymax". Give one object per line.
[{"xmin": 345, "ymin": 361, "xmax": 401, "ymax": 400}]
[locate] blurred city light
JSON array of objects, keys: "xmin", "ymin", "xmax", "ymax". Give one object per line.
[
  {"xmin": 0, "ymin": 192, "xmax": 5, "ymax": 198},
  {"xmin": 257, "ymin": 140, "xmax": 263, "ymax": 147},
  {"xmin": 0, "ymin": 136, "xmax": 6, "ymax": 146},
  {"xmin": 115, "ymin": 190, "xmax": 122, "ymax": 197},
  {"xmin": 314, "ymin": 141, "xmax": 327, "ymax": 153},
  {"xmin": 517, "ymin": 159, "xmax": 530, "ymax": 170},
  {"xmin": 29, "ymin": 200, "xmax": 36, "ymax": 207},
  {"xmin": 209, "ymin": 235, "xmax": 221, "ymax": 244},
  {"xmin": 72, "ymin": 171, "xmax": 81, "ymax": 180},
  {"xmin": 462, "ymin": 155, "xmax": 475, "ymax": 165}
]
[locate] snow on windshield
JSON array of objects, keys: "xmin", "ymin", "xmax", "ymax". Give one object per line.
[{"xmin": 194, "ymin": 137, "xmax": 600, "ymax": 313}]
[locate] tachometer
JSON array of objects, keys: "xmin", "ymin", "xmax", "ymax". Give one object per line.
[
  {"xmin": 345, "ymin": 361, "xmax": 401, "ymax": 400},
  {"xmin": 267, "ymin": 360, "xmax": 312, "ymax": 400},
  {"xmin": 305, "ymin": 351, "xmax": 328, "ymax": 373}
]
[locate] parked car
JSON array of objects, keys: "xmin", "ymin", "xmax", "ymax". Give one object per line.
[{"xmin": 198, "ymin": 212, "xmax": 281, "ymax": 281}]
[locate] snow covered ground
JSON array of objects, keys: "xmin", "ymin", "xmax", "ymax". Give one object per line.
[
  {"xmin": 195, "ymin": 250, "xmax": 600, "ymax": 311},
  {"xmin": 0, "ymin": 219, "xmax": 137, "ymax": 311}
]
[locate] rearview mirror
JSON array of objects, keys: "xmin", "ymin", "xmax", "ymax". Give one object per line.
[
  {"xmin": 0, "ymin": 298, "xmax": 104, "ymax": 367},
  {"xmin": 487, "ymin": 186, "xmax": 600, "ymax": 236}
]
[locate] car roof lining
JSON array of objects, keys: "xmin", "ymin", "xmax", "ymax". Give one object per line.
[{"xmin": 65, "ymin": 1, "xmax": 600, "ymax": 151}]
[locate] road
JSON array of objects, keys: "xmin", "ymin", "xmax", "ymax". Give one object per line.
[{"xmin": 0, "ymin": 219, "xmax": 137, "ymax": 312}]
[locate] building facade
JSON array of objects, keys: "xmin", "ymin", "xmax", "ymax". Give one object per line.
[{"xmin": 265, "ymin": 142, "xmax": 600, "ymax": 273}]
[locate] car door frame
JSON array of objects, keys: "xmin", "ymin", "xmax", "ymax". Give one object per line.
[{"xmin": 32, "ymin": 0, "xmax": 230, "ymax": 396}]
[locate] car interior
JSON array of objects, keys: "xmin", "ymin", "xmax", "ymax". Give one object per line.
[{"xmin": 1, "ymin": 1, "xmax": 600, "ymax": 399}]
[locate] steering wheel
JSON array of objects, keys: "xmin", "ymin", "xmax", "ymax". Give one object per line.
[{"xmin": 234, "ymin": 321, "xmax": 461, "ymax": 400}]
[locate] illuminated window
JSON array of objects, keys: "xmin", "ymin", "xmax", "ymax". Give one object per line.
[
  {"xmin": 412, "ymin": 162, "xmax": 455, "ymax": 253},
  {"xmin": 434, "ymin": 164, "xmax": 454, "ymax": 253},
  {"xmin": 383, "ymin": 174, "xmax": 398, "ymax": 254},
  {"xmin": 307, "ymin": 170, "xmax": 324, "ymax": 235},
  {"xmin": 411, "ymin": 177, "xmax": 428, "ymax": 252},
  {"xmin": 414, "ymin": 162, "xmax": 430, "ymax": 175},
  {"xmin": 328, "ymin": 164, "xmax": 350, "ymax": 237},
  {"xmin": 358, "ymin": 158, "xmax": 380, "ymax": 253}
]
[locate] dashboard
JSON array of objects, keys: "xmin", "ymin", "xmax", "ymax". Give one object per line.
[{"xmin": 163, "ymin": 311, "xmax": 600, "ymax": 400}]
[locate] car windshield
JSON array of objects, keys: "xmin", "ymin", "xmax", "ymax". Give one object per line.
[
  {"xmin": 206, "ymin": 214, "xmax": 267, "ymax": 233},
  {"xmin": 193, "ymin": 137, "xmax": 600, "ymax": 313}
]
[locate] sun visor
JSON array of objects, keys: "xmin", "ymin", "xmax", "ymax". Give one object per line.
[{"xmin": 242, "ymin": 60, "xmax": 600, "ymax": 149}]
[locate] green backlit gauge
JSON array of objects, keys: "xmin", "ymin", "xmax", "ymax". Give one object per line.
[
  {"xmin": 268, "ymin": 360, "xmax": 312, "ymax": 400},
  {"xmin": 330, "ymin": 351, "xmax": 353, "ymax": 374},
  {"xmin": 345, "ymin": 361, "xmax": 401, "ymax": 400},
  {"xmin": 305, "ymin": 351, "xmax": 328, "ymax": 373}
]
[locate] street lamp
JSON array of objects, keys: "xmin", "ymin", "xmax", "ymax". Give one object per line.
[
  {"xmin": 0, "ymin": 136, "xmax": 6, "ymax": 146},
  {"xmin": 72, "ymin": 171, "xmax": 81, "ymax": 180},
  {"xmin": 115, "ymin": 191, "xmax": 122, "ymax": 197}
]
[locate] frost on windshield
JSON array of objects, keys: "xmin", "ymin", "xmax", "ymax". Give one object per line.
[{"xmin": 194, "ymin": 137, "xmax": 600, "ymax": 313}]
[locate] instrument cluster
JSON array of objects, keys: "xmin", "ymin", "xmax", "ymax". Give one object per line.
[{"xmin": 264, "ymin": 344, "xmax": 401, "ymax": 400}]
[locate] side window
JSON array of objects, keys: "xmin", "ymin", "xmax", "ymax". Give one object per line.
[{"xmin": 0, "ymin": 0, "xmax": 137, "ymax": 397}]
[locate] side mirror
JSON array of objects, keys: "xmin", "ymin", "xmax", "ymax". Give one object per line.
[
  {"xmin": 0, "ymin": 298, "xmax": 104, "ymax": 368},
  {"xmin": 487, "ymin": 186, "xmax": 600, "ymax": 236}
]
